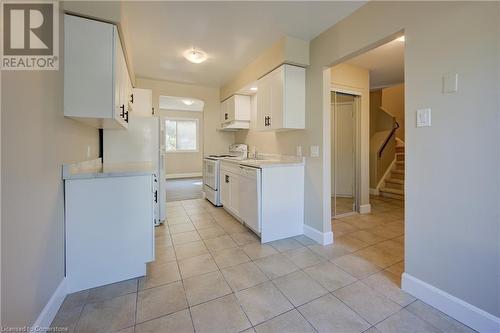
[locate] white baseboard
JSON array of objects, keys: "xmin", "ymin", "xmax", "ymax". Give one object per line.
[
  {"xmin": 32, "ymin": 278, "xmax": 67, "ymax": 331},
  {"xmin": 304, "ymin": 224, "xmax": 333, "ymax": 245},
  {"xmin": 402, "ymin": 273, "xmax": 500, "ymax": 333},
  {"xmin": 165, "ymin": 172, "xmax": 202, "ymax": 179},
  {"xmin": 359, "ymin": 204, "xmax": 371, "ymax": 214},
  {"xmin": 369, "ymin": 188, "xmax": 379, "ymax": 195}
]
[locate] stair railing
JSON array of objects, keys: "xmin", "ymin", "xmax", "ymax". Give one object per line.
[
  {"xmin": 378, "ymin": 119, "xmax": 399, "ymax": 158},
  {"xmin": 370, "ymin": 106, "xmax": 398, "ymax": 188}
]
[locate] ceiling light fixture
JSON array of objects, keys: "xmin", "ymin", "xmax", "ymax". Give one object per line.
[
  {"xmin": 396, "ymin": 36, "xmax": 405, "ymax": 42},
  {"xmin": 182, "ymin": 99, "xmax": 195, "ymax": 106},
  {"xmin": 250, "ymin": 87, "xmax": 258, "ymax": 92},
  {"xmin": 184, "ymin": 48, "xmax": 208, "ymax": 64}
]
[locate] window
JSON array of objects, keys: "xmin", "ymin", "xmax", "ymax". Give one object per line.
[{"xmin": 165, "ymin": 119, "xmax": 198, "ymax": 152}]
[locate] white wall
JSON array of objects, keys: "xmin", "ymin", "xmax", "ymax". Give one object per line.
[
  {"xmin": 136, "ymin": 78, "xmax": 234, "ymax": 158},
  {"xmin": 1, "ymin": 11, "xmax": 99, "ymax": 325},
  {"xmin": 160, "ymin": 109, "xmax": 203, "ymax": 176},
  {"xmin": 308, "ymin": 1, "xmax": 499, "ymax": 321}
]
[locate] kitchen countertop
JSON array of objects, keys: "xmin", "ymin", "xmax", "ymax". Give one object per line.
[
  {"xmin": 63, "ymin": 159, "xmax": 156, "ymax": 180},
  {"xmin": 220, "ymin": 156, "xmax": 305, "ymax": 168}
]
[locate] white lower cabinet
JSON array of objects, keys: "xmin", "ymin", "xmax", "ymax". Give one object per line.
[
  {"xmin": 220, "ymin": 161, "xmax": 304, "ymax": 243},
  {"xmin": 64, "ymin": 174, "xmax": 155, "ymax": 293},
  {"xmin": 220, "ymin": 163, "xmax": 240, "ymax": 216}
]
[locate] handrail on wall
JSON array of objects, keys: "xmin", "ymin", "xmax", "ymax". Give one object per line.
[{"xmin": 378, "ymin": 114, "xmax": 399, "ymax": 158}]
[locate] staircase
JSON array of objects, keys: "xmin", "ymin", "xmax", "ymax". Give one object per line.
[{"xmin": 380, "ymin": 144, "xmax": 405, "ymax": 199}]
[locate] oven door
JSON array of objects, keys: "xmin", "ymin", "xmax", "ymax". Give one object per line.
[{"xmin": 203, "ymin": 158, "xmax": 218, "ymax": 191}]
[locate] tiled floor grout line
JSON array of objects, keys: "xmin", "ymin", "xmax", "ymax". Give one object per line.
[
  {"xmin": 59, "ymin": 197, "xmax": 414, "ymax": 333},
  {"xmin": 195, "ymin": 205, "xmax": 257, "ymax": 332},
  {"xmin": 132, "ymin": 279, "xmax": 139, "ymax": 332},
  {"xmin": 173, "ymin": 203, "xmax": 198, "ymax": 333},
  {"xmin": 172, "ymin": 196, "xmax": 406, "ymax": 331},
  {"xmin": 178, "ymin": 199, "xmax": 329, "ymax": 331},
  {"xmin": 70, "ymin": 296, "xmax": 88, "ymax": 332}
]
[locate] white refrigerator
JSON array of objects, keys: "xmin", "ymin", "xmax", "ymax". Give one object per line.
[{"xmin": 103, "ymin": 114, "xmax": 166, "ymax": 225}]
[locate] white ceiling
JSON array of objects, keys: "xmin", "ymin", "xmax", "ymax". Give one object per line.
[
  {"xmin": 159, "ymin": 96, "xmax": 204, "ymax": 112},
  {"xmin": 346, "ymin": 37, "xmax": 405, "ymax": 89},
  {"xmin": 122, "ymin": 1, "xmax": 366, "ymax": 87}
]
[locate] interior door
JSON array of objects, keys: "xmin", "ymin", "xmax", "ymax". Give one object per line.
[{"xmin": 332, "ymin": 91, "xmax": 358, "ymax": 216}]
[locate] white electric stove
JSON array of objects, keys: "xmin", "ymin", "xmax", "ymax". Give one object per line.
[{"xmin": 203, "ymin": 144, "xmax": 247, "ymax": 206}]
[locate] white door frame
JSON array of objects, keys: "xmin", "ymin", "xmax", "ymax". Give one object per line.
[{"xmin": 331, "ymin": 89, "xmax": 362, "ymax": 219}]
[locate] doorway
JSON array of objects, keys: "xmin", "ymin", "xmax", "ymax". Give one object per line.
[
  {"xmin": 159, "ymin": 95, "xmax": 205, "ymax": 202},
  {"xmin": 326, "ymin": 34, "xmax": 405, "ymax": 292},
  {"xmin": 331, "ymin": 91, "xmax": 360, "ymax": 218}
]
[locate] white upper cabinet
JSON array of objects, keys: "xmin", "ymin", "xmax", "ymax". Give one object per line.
[
  {"xmin": 220, "ymin": 95, "xmax": 251, "ymax": 130},
  {"xmin": 64, "ymin": 14, "xmax": 131, "ymax": 129},
  {"xmin": 131, "ymin": 88, "xmax": 153, "ymax": 117},
  {"xmin": 257, "ymin": 64, "xmax": 305, "ymax": 131}
]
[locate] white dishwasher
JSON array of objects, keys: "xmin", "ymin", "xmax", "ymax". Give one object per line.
[{"xmin": 238, "ymin": 165, "xmax": 261, "ymax": 234}]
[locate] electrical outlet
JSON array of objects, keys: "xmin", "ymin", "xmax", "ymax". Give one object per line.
[{"xmin": 310, "ymin": 145, "xmax": 320, "ymax": 158}]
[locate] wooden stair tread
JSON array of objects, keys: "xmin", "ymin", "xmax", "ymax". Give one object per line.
[
  {"xmin": 385, "ymin": 178, "xmax": 404, "ymax": 185},
  {"xmin": 380, "ymin": 187, "xmax": 404, "ymax": 195}
]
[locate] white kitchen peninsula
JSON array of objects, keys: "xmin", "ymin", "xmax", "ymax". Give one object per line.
[
  {"xmin": 63, "ymin": 159, "xmax": 155, "ymax": 293},
  {"xmin": 220, "ymin": 157, "xmax": 305, "ymax": 243}
]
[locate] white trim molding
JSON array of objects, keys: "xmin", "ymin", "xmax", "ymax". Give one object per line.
[
  {"xmin": 376, "ymin": 158, "xmax": 396, "ymax": 192},
  {"xmin": 165, "ymin": 172, "xmax": 202, "ymax": 179},
  {"xmin": 304, "ymin": 224, "xmax": 333, "ymax": 245},
  {"xmin": 359, "ymin": 204, "xmax": 371, "ymax": 214},
  {"xmin": 402, "ymin": 273, "xmax": 500, "ymax": 333},
  {"xmin": 32, "ymin": 278, "xmax": 67, "ymax": 331}
]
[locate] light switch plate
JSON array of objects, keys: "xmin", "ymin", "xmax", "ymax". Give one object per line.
[
  {"xmin": 416, "ymin": 108, "xmax": 431, "ymax": 127},
  {"xmin": 443, "ymin": 73, "xmax": 458, "ymax": 93},
  {"xmin": 310, "ymin": 145, "xmax": 320, "ymax": 158}
]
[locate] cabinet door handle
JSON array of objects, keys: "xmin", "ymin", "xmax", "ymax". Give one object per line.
[
  {"xmin": 130, "ymin": 94, "xmax": 134, "ymax": 103},
  {"xmin": 152, "ymin": 107, "xmax": 155, "ymax": 115},
  {"xmin": 125, "ymin": 110, "xmax": 129, "ymax": 123},
  {"xmin": 225, "ymin": 175, "xmax": 230, "ymax": 183},
  {"xmin": 120, "ymin": 105, "xmax": 125, "ymax": 118},
  {"xmin": 154, "ymin": 190, "xmax": 158, "ymax": 203},
  {"xmin": 265, "ymin": 116, "xmax": 271, "ymax": 126},
  {"xmin": 225, "ymin": 113, "xmax": 228, "ymax": 120}
]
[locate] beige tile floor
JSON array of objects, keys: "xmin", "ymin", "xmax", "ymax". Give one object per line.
[
  {"xmin": 52, "ymin": 196, "xmax": 476, "ymax": 333},
  {"xmin": 333, "ymin": 196, "xmax": 356, "ymax": 215}
]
